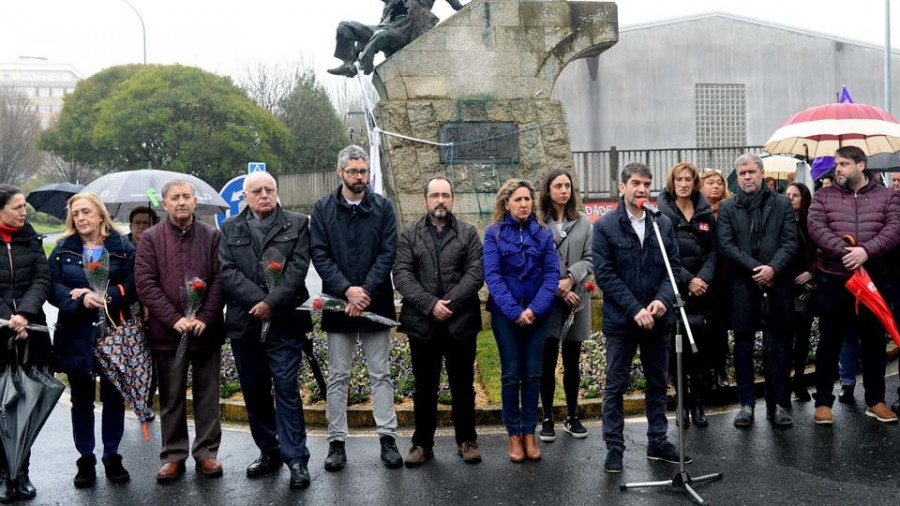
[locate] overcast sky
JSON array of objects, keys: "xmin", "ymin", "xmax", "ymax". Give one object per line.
[{"xmin": 2, "ymin": 0, "xmax": 897, "ymax": 82}]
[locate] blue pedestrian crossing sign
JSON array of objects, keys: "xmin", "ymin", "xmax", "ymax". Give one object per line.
[{"xmin": 248, "ymin": 162, "xmax": 266, "ymax": 173}]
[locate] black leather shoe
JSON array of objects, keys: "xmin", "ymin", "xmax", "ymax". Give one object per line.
[
  {"xmin": 675, "ymin": 405, "xmax": 690, "ymax": 428},
  {"xmin": 0, "ymin": 475, "xmax": 15, "ymax": 504},
  {"xmin": 691, "ymin": 405, "xmax": 709, "ymax": 428},
  {"xmin": 838, "ymin": 385, "xmax": 855, "ymax": 404},
  {"xmin": 324, "ymin": 441, "xmax": 346, "ymax": 472},
  {"xmin": 73, "ymin": 455, "xmax": 96, "ymax": 489},
  {"xmin": 104, "ymin": 454, "xmax": 130, "ymax": 484},
  {"xmin": 379, "ymin": 435, "xmax": 403, "ymax": 469},
  {"xmin": 288, "ymin": 462, "xmax": 310, "ymax": 490},
  {"xmin": 247, "ymin": 453, "xmax": 283, "ymax": 478},
  {"xmin": 15, "ymin": 472, "xmax": 35, "ymax": 500}
]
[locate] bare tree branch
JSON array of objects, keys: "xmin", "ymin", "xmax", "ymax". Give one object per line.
[{"xmin": 0, "ymin": 87, "xmax": 43, "ymax": 185}]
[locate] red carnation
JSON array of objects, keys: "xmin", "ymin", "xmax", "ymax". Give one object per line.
[
  {"xmin": 267, "ymin": 261, "xmax": 283, "ymax": 272},
  {"xmin": 87, "ymin": 261, "xmax": 103, "ymax": 272},
  {"xmin": 313, "ymin": 298, "xmax": 324, "ymax": 311},
  {"xmin": 191, "ymin": 279, "xmax": 206, "ymax": 292},
  {"xmin": 585, "ymin": 280, "xmax": 597, "ymax": 293}
]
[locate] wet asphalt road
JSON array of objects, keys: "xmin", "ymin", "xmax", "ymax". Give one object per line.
[{"xmin": 21, "ymin": 371, "xmax": 900, "ymax": 506}]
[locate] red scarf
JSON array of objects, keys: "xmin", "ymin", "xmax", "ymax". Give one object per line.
[{"xmin": 0, "ymin": 223, "xmax": 23, "ymax": 243}]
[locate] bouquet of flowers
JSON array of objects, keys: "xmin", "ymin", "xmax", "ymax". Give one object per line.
[
  {"xmin": 176, "ymin": 276, "xmax": 207, "ymax": 362},
  {"xmin": 560, "ymin": 272, "xmax": 598, "ymax": 338},
  {"xmin": 83, "ymin": 249, "xmax": 111, "ymax": 332},
  {"xmin": 298, "ymin": 293, "xmax": 399, "ymax": 327},
  {"xmin": 259, "ymin": 248, "xmax": 286, "ymax": 343}
]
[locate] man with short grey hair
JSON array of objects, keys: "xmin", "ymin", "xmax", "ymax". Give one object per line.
[
  {"xmin": 311, "ymin": 145, "xmax": 402, "ymax": 471},
  {"xmin": 220, "ymin": 170, "xmax": 313, "ymax": 489},
  {"xmin": 717, "ymin": 153, "xmax": 797, "ymax": 428},
  {"xmin": 135, "ymin": 179, "xmax": 225, "ymax": 483}
]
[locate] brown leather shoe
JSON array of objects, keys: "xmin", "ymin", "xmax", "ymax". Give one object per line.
[
  {"xmin": 404, "ymin": 445, "xmax": 434, "ymax": 468},
  {"xmin": 508, "ymin": 435, "xmax": 525, "ymax": 463},
  {"xmin": 457, "ymin": 441, "xmax": 482, "ymax": 464},
  {"xmin": 814, "ymin": 405, "xmax": 833, "ymax": 425},
  {"xmin": 866, "ymin": 402, "xmax": 899, "ymax": 423},
  {"xmin": 195, "ymin": 458, "xmax": 223, "ymax": 478},
  {"xmin": 156, "ymin": 461, "xmax": 185, "ymax": 483},
  {"xmin": 523, "ymin": 434, "xmax": 541, "ymax": 461}
]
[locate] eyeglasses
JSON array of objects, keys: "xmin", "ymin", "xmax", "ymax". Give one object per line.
[
  {"xmin": 248, "ymin": 187, "xmax": 276, "ymax": 196},
  {"xmin": 426, "ymin": 193, "xmax": 452, "ymax": 200},
  {"xmin": 343, "ymin": 169, "xmax": 369, "ymax": 177}
]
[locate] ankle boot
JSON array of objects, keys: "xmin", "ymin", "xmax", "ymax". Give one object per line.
[
  {"xmin": 14, "ymin": 452, "xmax": 36, "ymax": 500},
  {"xmin": 523, "ymin": 434, "xmax": 541, "ymax": 461},
  {"xmin": 691, "ymin": 404, "xmax": 709, "ymax": 428},
  {"xmin": 508, "ymin": 435, "xmax": 525, "ymax": 463},
  {"xmin": 0, "ymin": 469, "xmax": 14, "ymax": 504}
]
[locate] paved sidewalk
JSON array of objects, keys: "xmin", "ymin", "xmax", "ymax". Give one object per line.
[{"xmin": 25, "ymin": 373, "xmax": 900, "ymax": 505}]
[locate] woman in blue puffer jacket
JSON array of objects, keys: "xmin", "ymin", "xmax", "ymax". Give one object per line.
[{"xmin": 483, "ymin": 178, "xmax": 559, "ymax": 463}]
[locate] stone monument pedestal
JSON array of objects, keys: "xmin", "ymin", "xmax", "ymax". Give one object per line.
[{"xmin": 372, "ymin": 0, "xmax": 618, "ymax": 227}]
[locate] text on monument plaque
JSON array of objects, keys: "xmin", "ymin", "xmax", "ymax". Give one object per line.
[{"xmin": 439, "ymin": 122, "xmax": 519, "ymax": 164}]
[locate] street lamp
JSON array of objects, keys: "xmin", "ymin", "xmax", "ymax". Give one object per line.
[{"xmin": 120, "ymin": 0, "xmax": 147, "ymax": 64}]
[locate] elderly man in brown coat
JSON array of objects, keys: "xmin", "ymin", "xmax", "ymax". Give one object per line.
[{"xmin": 135, "ymin": 179, "xmax": 225, "ymax": 483}]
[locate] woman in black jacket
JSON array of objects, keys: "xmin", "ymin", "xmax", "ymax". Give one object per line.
[
  {"xmin": 784, "ymin": 183, "xmax": 815, "ymax": 402},
  {"xmin": 657, "ymin": 163, "xmax": 717, "ymax": 428},
  {"xmin": 0, "ymin": 184, "xmax": 52, "ymax": 502}
]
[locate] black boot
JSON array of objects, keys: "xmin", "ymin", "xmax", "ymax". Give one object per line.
[
  {"xmin": 0, "ymin": 467, "xmax": 14, "ymax": 504},
  {"xmin": 691, "ymin": 404, "xmax": 709, "ymax": 428},
  {"xmin": 73, "ymin": 455, "xmax": 96, "ymax": 489}
]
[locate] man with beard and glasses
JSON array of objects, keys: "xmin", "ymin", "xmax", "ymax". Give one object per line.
[
  {"xmin": 717, "ymin": 154, "xmax": 797, "ymax": 429},
  {"xmin": 135, "ymin": 179, "xmax": 225, "ymax": 483},
  {"xmin": 393, "ymin": 175, "xmax": 484, "ymax": 467},
  {"xmin": 310, "ymin": 145, "xmax": 402, "ymax": 471},
  {"xmin": 808, "ymin": 146, "xmax": 900, "ymax": 425}
]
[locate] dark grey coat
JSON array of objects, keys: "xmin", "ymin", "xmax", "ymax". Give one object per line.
[
  {"xmin": 393, "ymin": 213, "xmax": 483, "ymax": 340},
  {"xmin": 716, "ymin": 188, "xmax": 798, "ymax": 332},
  {"xmin": 547, "ymin": 213, "xmax": 593, "ymax": 341},
  {"xmin": 219, "ymin": 205, "xmax": 313, "ymax": 341}
]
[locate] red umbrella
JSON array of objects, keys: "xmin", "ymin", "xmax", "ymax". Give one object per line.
[
  {"xmin": 765, "ymin": 103, "xmax": 900, "ymax": 159},
  {"xmin": 842, "ymin": 235, "xmax": 900, "ymax": 348}
]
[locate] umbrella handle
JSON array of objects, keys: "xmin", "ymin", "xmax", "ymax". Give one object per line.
[{"xmin": 842, "ymin": 234, "xmax": 857, "ymax": 246}]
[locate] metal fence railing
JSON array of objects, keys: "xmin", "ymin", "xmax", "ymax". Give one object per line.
[
  {"xmin": 574, "ymin": 145, "xmax": 765, "ymax": 200},
  {"xmin": 274, "ymin": 170, "xmax": 340, "ymax": 210}
]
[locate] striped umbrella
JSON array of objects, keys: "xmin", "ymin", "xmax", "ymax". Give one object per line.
[{"xmin": 764, "ymin": 103, "xmax": 900, "ymax": 159}]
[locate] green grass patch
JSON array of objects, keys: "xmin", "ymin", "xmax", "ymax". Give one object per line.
[
  {"xmin": 476, "ymin": 329, "xmax": 501, "ymax": 405},
  {"xmin": 43, "ymin": 243, "xmax": 54, "ymax": 258},
  {"xmin": 32, "ymin": 223, "xmax": 65, "ymax": 235}
]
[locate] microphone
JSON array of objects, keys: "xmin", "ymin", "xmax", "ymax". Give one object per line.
[{"xmin": 634, "ymin": 198, "xmax": 661, "ymax": 217}]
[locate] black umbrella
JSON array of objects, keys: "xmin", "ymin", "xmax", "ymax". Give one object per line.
[
  {"xmin": 0, "ymin": 339, "xmax": 63, "ymax": 476},
  {"xmin": 865, "ymin": 151, "xmax": 900, "ymax": 173},
  {"xmin": 25, "ymin": 183, "xmax": 85, "ymax": 219}
]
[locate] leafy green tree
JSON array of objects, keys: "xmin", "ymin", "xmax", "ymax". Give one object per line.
[
  {"xmin": 277, "ymin": 69, "xmax": 348, "ymax": 171},
  {"xmin": 40, "ymin": 64, "xmax": 292, "ymax": 185}
]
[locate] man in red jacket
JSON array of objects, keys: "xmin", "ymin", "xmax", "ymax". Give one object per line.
[
  {"xmin": 808, "ymin": 146, "xmax": 900, "ymax": 425},
  {"xmin": 135, "ymin": 179, "xmax": 226, "ymax": 482}
]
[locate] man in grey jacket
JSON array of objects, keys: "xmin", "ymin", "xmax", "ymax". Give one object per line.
[{"xmin": 393, "ymin": 175, "xmax": 484, "ymax": 467}]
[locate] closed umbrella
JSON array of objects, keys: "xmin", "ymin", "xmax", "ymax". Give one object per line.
[
  {"xmin": 842, "ymin": 236, "xmax": 900, "ymax": 348},
  {"xmin": 83, "ymin": 169, "xmax": 228, "ymax": 220},
  {"xmin": 25, "ymin": 183, "xmax": 84, "ymax": 219},
  {"xmin": 765, "ymin": 103, "xmax": 900, "ymax": 159},
  {"xmin": 93, "ymin": 322, "xmax": 153, "ymax": 441}
]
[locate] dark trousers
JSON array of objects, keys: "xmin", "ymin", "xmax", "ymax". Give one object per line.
[
  {"xmin": 734, "ymin": 329, "xmax": 792, "ymax": 410},
  {"xmin": 603, "ymin": 331, "xmax": 669, "ymax": 452},
  {"xmin": 492, "ymin": 315, "xmax": 549, "ymax": 436},
  {"xmin": 669, "ymin": 317, "xmax": 711, "ymax": 406},
  {"xmin": 156, "ymin": 347, "xmax": 222, "ymax": 464},
  {"xmin": 68, "ymin": 371, "xmax": 124, "ymax": 464},
  {"xmin": 814, "ymin": 274, "xmax": 887, "ymax": 408},
  {"xmin": 408, "ymin": 329, "xmax": 477, "ymax": 448},
  {"xmin": 791, "ymin": 310, "xmax": 813, "ymax": 392},
  {"xmin": 231, "ymin": 335, "xmax": 310, "ymax": 464},
  {"xmin": 540, "ymin": 338, "xmax": 582, "ymax": 418}
]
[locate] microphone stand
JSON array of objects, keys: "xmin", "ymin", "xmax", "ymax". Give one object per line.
[{"xmin": 620, "ymin": 210, "xmax": 723, "ymax": 505}]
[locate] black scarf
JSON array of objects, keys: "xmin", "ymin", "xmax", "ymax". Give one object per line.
[{"xmin": 734, "ymin": 185, "xmax": 770, "ymax": 257}]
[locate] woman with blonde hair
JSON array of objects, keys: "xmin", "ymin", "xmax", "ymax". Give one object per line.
[
  {"xmin": 699, "ymin": 169, "xmax": 731, "ymax": 219},
  {"xmin": 49, "ymin": 192, "xmax": 136, "ymax": 488},
  {"xmin": 483, "ymin": 179, "xmax": 559, "ymax": 463}
]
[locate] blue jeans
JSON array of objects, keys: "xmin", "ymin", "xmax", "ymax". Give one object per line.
[
  {"xmin": 492, "ymin": 315, "xmax": 549, "ymax": 435},
  {"xmin": 603, "ymin": 331, "xmax": 669, "ymax": 452},
  {"xmin": 68, "ymin": 371, "xmax": 125, "ymax": 464},
  {"xmin": 838, "ymin": 330, "xmax": 861, "ymax": 387},
  {"xmin": 232, "ymin": 334, "xmax": 310, "ymax": 465}
]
